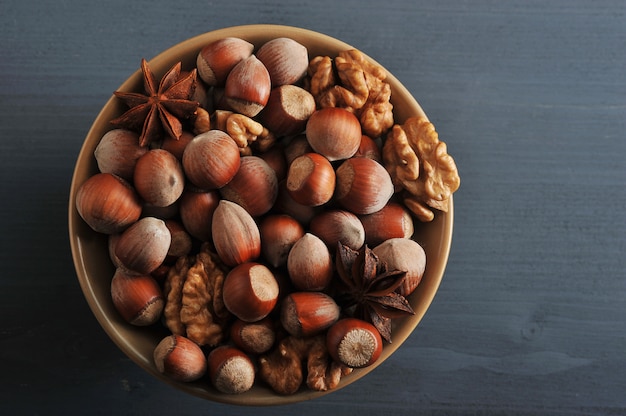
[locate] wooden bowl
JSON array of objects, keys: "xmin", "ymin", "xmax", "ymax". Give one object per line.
[{"xmin": 68, "ymin": 24, "xmax": 454, "ymax": 406}]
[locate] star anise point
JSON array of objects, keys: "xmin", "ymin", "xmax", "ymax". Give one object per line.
[
  {"xmin": 334, "ymin": 243, "xmax": 415, "ymax": 343},
  {"xmin": 110, "ymin": 59, "xmax": 199, "ymax": 147}
]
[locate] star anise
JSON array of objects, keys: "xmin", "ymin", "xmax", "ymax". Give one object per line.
[
  {"xmin": 110, "ymin": 59, "xmax": 199, "ymax": 147},
  {"xmin": 334, "ymin": 243, "xmax": 415, "ymax": 343}
]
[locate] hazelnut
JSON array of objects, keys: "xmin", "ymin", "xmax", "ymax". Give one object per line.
[
  {"xmin": 182, "ymin": 130, "xmax": 241, "ymax": 190},
  {"xmin": 326, "ymin": 318, "xmax": 383, "ymax": 368},
  {"xmin": 280, "ymin": 292, "xmax": 340, "ymax": 337},
  {"xmin": 354, "ymin": 135, "xmax": 382, "ymax": 162},
  {"xmin": 178, "ymin": 188, "xmax": 220, "ymax": 242},
  {"xmin": 334, "ymin": 157, "xmax": 394, "ymax": 215},
  {"xmin": 114, "ymin": 217, "xmax": 171, "ymax": 275},
  {"xmin": 163, "ymin": 219, "xmax": 192, "ymax": 258},
  {"xmin": 259, "ymin": 214, "xmax": 305, "ymax": 268},
  {"xmin": 108, "ymin": 233, "xmax": 123, "ymax": 269},
  {"xmin": 283, "ymin": 134, "xmax": 313, "ymax": 165},
  {"xmin": 286, "ymin": 152, "xmax": 336, "ymax": 207},
  {"xmin": 372, "ymin": 238, "xmax": 426, "ymax": 297},
  {"xmin": 207, "ymin": 346, "xmax": 255, "ymax": 394},
  {"xmin": 306, "ymin": 108, "xmax": 362, "ymax": 161},
  {"xmin": 133, "ymin": 149, "xmax": 185, "ymax": 207},
  {"xmin": 309, "ymin": 209, "xmax": 365, "ymax": 251},
  {"xmin": 75, "ymin": 173, "xmax": 142, "ymax": 234},
  {"xmin": 94, "ymin": 129, "xmax": 147, "ymax": 181},
  {"xmin": 223, "ymin": 262, "xmax": 280, "ymax": 322},
  {"xmin": 110, "ymin": 268, "xmax": 164, "ymax": 326},
  {"xmin": 219, "ymin": 156, "xmax": 278, "ymax": 217},
  {"xmin": 287, "ymin": 233, "xmax": 333, "ymax": 291},
  {"xmin": 211, "ymin": 200, "xmax": 261, "ymax": 266},
  {"xmin": 256, "ymin": 37, "xmax": 309, "ymax": 86},
  {"xmin": 160, "ymin": 130, "xmax": 194, "ymax": 160},
  {"xmin": 230, "ymin": 317, "xmax": 276, "ymax": 355},
  {"xmin": 141, "ymin": 200, "xmax": 179, "ymax": 220},
  {"xmin": 224, "ymin": 55, "xmax": 271, "ymax": 117},
  {"xmin": 153, "ymin": 334, "xmax": 207, "ymax": 382},
  {"xmin": 257, "ymin": 143, "xmax": 288, "ymax": 181},
  {"xmin": 259, "ymin": 85, "xmax": 316, "ymax": 137},
  {"xmin": 359, "ymin": 202, "xmax": 414, "ymax": 246},
  {"xmin": 196, "ymin": 37, "xmax": 254, "ymax": 86},
  {"xmin": 273, "ymin": 180, "xmax": 319, "ymax": 226}
]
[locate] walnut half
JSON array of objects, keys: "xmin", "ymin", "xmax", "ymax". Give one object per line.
[
  {"xmin": 383, "ymin": 116, "xmax": 460, "ymax": 221},
  {"xmin": 163, "ymin": 243, "xmax": 231, "ymax": 347},
  {"xmin": 258, "ymin": 335, "xmax": 353, "ymax": 395},
  {"xmin": 306, "ymin": 49, "xmax": 394, "ymax": 139}
]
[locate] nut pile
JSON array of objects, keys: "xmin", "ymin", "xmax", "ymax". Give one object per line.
[{"xmin": 75, "ymin": 36, "xmax": 460, "ymax": 395}]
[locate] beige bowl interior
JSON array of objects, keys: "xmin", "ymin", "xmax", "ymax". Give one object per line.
[{"xmin": 68, "ymin": 24, "xmax": 453, "ymax": 406}]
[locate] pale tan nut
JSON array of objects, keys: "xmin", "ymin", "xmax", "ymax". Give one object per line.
[
  {"xmin": 163, "ymin": 255, "xmax": 190, "ymax": 336},
  {"xmin": 192, "ymin": 107, "xmax": 211, "ymax": 135},
  {"xmin": 383, "ymin": 116, "xmax": 460, "ymax": 221}
]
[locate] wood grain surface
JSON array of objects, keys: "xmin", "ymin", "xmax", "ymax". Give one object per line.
[{"xmin": 1, "ymin": 0, "xmax": 624, "ymax": 414}]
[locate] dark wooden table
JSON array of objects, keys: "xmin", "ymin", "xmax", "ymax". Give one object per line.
[{"xmin": 2, "ymin": 1, "xmax": 624, "ymax": 414}]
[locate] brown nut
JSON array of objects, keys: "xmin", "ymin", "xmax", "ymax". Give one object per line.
[
  {"xmin": 359, "ymin": 202, "xmax": 414, "ymax": 246},
  {"xmin": 164, "ymin": 219, "xmax": 192, "ymax": 259},
  {"xmin": 211, "ymin": 200, "xmax": 261, "ymax": 266},
  {"xmin": 110, "ymin": 268, "xmax": 164, "ymax": 326},
  {"xmin": 334, "ymin": 157, "xmax": 394, "ymax": 215},
  {"xmin": 273, "ymin": 180, "xmax": 319, "ymax": 226},
  {"xmin": 257, "ymin": 143, "xmax": 288, "ymax": 181},
  {"xmin": 306, "ymin": 107, "xmax": 362, "ymax": 161},
  {"xmin": 259, "ymin": 214, "xmax": 305, "ymax": 268},
  {"xmin": 259, "ymin": 85, "xmax": 316, "ymax": 137},
  {"xmin": 219, "ymin": 156, "xmax": 278, "ymax": 217},
  {"xmin": 224, "ymin": 55, "xmax": 271, "ymax": 117},
  {"xmin": 280, "ymin": 292, "xmax": 340, "ymax": 337},
  {"xmin": 94, "ymin": 129, "xmax": 147, "ymax": 181},
  {"xmin": 153, "ymin": 334, "xmax": 207, "ymax": 382},
  {"xmin": 182, "ymin": 130, "xmax": 241, "ymax": 190},
  {"xmin": 222, "ymin": 262, "xmax": 280, "ymax": 322},
  {"xmin": 114, "ymin": 216, "xmax": 172, "ymax": 274},
  {"xmin": 160, "ymin": 130, "xmax": 194, "ymax": 160},
  {"xmin": 283, "ymin": 134, "xmax": 313, "ymax": 165},
  {"xmin": 75, "ymin": 173, "xmax": 142, "ymax": 234},
  {"xmin": 286, "ymin": 152, "xmax": 336, "ymax": 207},
  {"xmin": 133, "ymin": 149, "xmax": 185, "ymax": 207},
  {"xmin": 372, "ymin": 237, "xmax": 426, "ymax": 297},
  {"xmin": 196, "ymin": 37, "xmax": 254, "ymax": 86},
  {"xmin": 207, "ymin": 346, "xmax": 255, "ymax": 394},
  {"xmin": 354, "ymin": 135, "xmax": 382, "ymax": 162},
  {"xmin": 141, "ymin": 200, "xmax": 180, "ymax": 220},
  {"xmin": 178, "ymin": 188, "xmax": 220, "ymax": 242},
  {"xmin": 310, "ymin": 209, "xmax": 365, "ymax": 251},
  {"xmin": 230, "ymin": 317, "xmax": 276, "ymax": 355},
  {"xmin": 287, "ymin": 233, "xmax": 333, "ymax": 291},
  {"xmin": 326, "ymin": 318, "xmax": 383, "ymax": 368},
  {"xmin": 256, "ymin": 37, "xmax": 309, "ymax": 86}
]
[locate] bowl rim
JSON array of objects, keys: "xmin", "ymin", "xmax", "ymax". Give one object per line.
[{"xmin": 68, "ymin": 24, "xmax": 454, "ymax": 406}]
